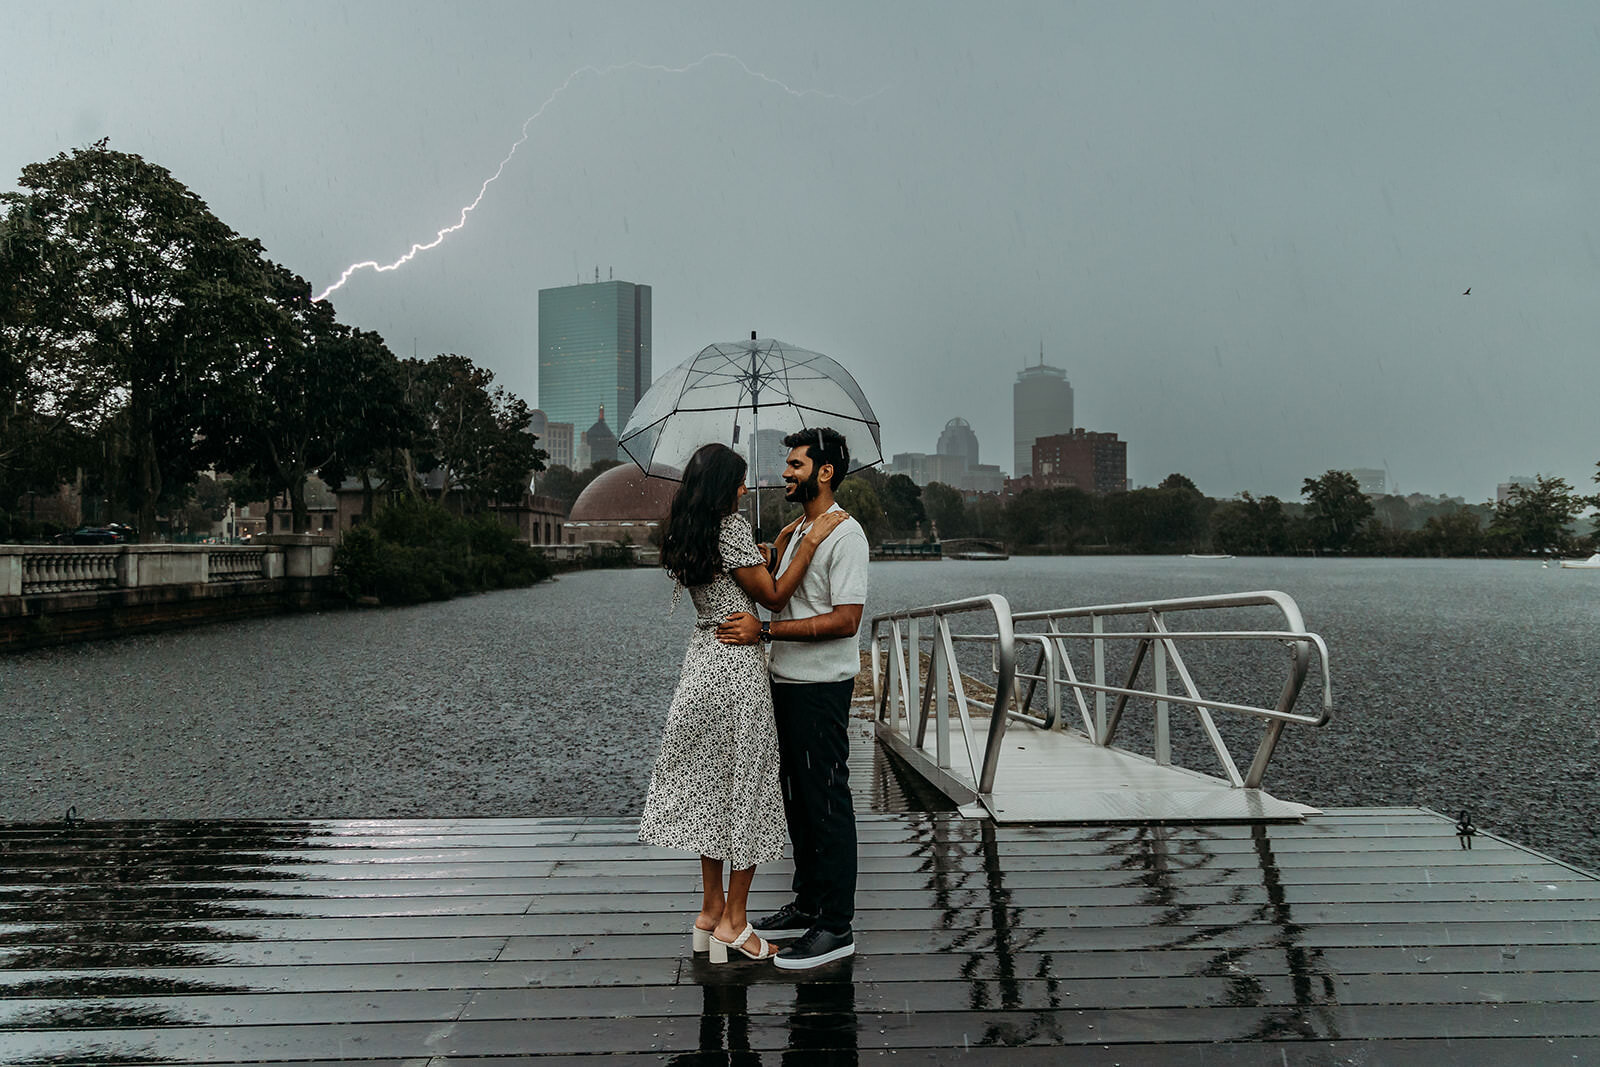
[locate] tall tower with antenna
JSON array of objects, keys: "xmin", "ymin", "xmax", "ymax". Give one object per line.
[{"xmin": 1013, "ymin": 345, "xmax": 1074, "ymax": 478}]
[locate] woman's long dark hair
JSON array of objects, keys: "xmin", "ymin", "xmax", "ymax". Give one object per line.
[{"xmin": 661, "ymin": 443, "xmax": 747, "ymax": 587}]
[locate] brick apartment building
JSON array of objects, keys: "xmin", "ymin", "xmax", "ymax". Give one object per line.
[{"xmin": 1031, "ymin": 430, "xmax": 1128, "ymax": 494}]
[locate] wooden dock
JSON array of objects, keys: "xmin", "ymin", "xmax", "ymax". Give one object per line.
[{"xmin": 2, "ymin": 741, "xmax": 1597, "ymax": 1063}]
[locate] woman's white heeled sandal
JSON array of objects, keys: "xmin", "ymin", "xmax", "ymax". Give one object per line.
[
  {"xmin": 708, "ymin": 922, "xmax": 777, "ymax": 964},
  {"xmin": 691, "ymin": 924, "xmax": 712, "ymax": 954}
]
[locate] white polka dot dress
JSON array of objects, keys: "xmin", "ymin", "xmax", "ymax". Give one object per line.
[{"xmin": 638, "ymin": 513, "xmax": 787, "ymax": 869}]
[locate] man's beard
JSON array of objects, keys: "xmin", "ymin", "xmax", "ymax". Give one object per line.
[{"xmin": 787, "ymin": 470, "xmax": 822, "ymax": 504}]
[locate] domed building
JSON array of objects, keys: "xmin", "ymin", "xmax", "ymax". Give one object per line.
[
  {"xmin": 937, "ymin": 417, "xmax": 981, "ymax": 469},
  {"xmin": 565, "ymin": 462, "xmax": 679, "ymax": 546}
]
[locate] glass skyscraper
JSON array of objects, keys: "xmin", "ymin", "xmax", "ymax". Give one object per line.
[{"xmin": 537, "ymin": 280, "xmax": 652, "ymax": 433}]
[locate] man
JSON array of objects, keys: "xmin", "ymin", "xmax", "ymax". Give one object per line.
[{"xmin": 717, "ymin": 427, "xmax": 868, "ymax": 969}]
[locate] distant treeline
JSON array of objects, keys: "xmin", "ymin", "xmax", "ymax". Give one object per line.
[
  {"xmin": 822, "ymin": 468, "xmax": 1600, "ymax": 558},
  {"xmin": 1, "ymin": 141, "xmax": 543, "ymax": 544}
]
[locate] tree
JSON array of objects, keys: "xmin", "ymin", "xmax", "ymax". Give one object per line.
[
  {"xmin": 835, "ymin": 478, "xmax": 887, "ymax": 546},
  {"xmin": 1417, "ymin": 507, "xmax": 1486, "ymax": 557},
  {"xmin": 534, "ymin": 465, "xmax": 583, "ymax": 512},
  {"xmin": 1370, "ymin": 494, "xmax": 1416, "ymax": 532},
  {"xmin": 320, "ymin": 339, "xmax": 419, "ymax": 524},
  {"xmin": 1301, "ymin": 470, "xmax": 1374, "ymax": 551},
  {"xmin": 1489, "ymin": 475, "xmax": 1582, "ymax": 556},
  {"xmin": 968, "ymin": 493, "xmax": 1006, "ymax": 541},
  {"xmin": 1005, "ymin": 487, "xmax": 1095, "ymax": 550},
  {"xmin": 1591, "ymin": 461, "xmax": 1600, "ymax": 540},
  {"xmin": 406, "ymin": 354, "xmax": 544, "ymax": 510},
  {"xmin": 880, "ymin": 474, "xmax": 926, "ymax": 537},
  {"xmin": 0, "ymin": 141, "xmax": 274, "ymax": 538},
  {"xmin": 0, "ymin": 233, "xmax": 81, "ymax": 522},
  {"xmin": 203, "ymin": 266, "xmax": 405, "ymax": 532},
  {"xmin": 921, "ymin": 481, "xmax": 969, "ymax": 538},
  {"xmin": 1210, "ymin": 492, "xmax": 1289, "ymax": 555},
  {"xmin": 1158, "ymin": 473, "xmax": 1199, "ymax": 493},
  {"xmin": 1100, "ymin": 486, "xmax": 1209, "ymax": 550},
  {"xmin": 534, "ymin": 460, "xmax": 619, "ymax": 514}
]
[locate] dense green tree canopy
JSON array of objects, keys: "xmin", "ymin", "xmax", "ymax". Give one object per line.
[
  {"xmin": 1210, "ymin": 492, "xmax": 1289, "ymax": 555},
  {"xmin": 1418, "ymin": 507, "xmax": 1486, "ymax": 557},
  {"xmin": 835, "ymin": 478, "xmax": 887, "ymax": 546},
  {"xmin": 201, "ymin": 265, "xmax": 416, "ymax": 532},
  {"xmin": 404, "ymin": 354, "xmax": 546, "ymax": 509},
  {"xmin": 921, "ymin": 481, "xmax": 968, "ymax": 539},
  {"xmin": 1490, "ymin": 475, "xmax": 1583, "ymax": 555},
  {"xmin": 530, "ymin": 460, "xmax": 618, "ymax": 514},
  {"xmin": 1158, "ymin": 472, "xmax": 1199, "ymax": 493},
  {"xmin": 880, "ymin": 473, "xmax": 926, "ymax": 537},
  {"xmin": 1004, "ymin": 486, "xmax": 1095, "ymax": 549},
  {"xmin": 0, "ymin": 141, "xmax": 274, "ymax": 538},
  {"xmin": 1301, "ymin": 470, "xmax": 1374, "ymax": 552}
]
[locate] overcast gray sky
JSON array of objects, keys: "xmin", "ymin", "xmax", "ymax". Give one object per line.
[{"xmin": 6, "ymin": 1, "xmax": 1598, "ymax": 501}]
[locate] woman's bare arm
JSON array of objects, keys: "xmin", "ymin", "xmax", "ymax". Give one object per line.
[
  {"xmin": 729, "ymin": 511, "xmax": 849, "ymax": 611},
  {"xmin": 767, "ymin": 516, "xmax": 804, "ymax": 575}
]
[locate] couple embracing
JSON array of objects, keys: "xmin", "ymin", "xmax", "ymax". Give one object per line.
[{"xmin": 638, "ymin": 427, "xmax": 867, "ymax": 970}]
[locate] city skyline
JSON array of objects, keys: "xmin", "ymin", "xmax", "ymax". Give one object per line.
[{"xmin": 7, "ymin": 4, "xmax": 1598, "ymax": 502}]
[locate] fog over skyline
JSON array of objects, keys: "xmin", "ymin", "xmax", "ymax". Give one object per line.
[{"xmin": 6, "ymin": 1, "xmax": 1598, "ymax": 503}]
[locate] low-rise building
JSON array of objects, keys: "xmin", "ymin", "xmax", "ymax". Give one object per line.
[
  {"xmin": 1344, "ymin": 468, "xmax": 1387, "ymax": 495},
  {"xmin": 1497, "ymin": 476, "xmax": 1537, "ymax": 504},
  {"xmin": 1031, "ymin": 429, "xmax": 1128, "ymax": 494}
]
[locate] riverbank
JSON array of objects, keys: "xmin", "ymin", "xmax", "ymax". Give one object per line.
[
  {"xmin": 0, "ymin": 535, "xmax": 655, "ymax": 651},
  {"xmin": 0, "ymin": 538, "xmax": 336, "ymax": 652}
]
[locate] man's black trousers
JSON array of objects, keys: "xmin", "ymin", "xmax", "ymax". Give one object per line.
[{"xmin": 771, "ymin": 678, "xmax": 857, "ymax": 933}]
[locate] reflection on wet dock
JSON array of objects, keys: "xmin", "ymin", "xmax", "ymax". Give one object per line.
[{"xmin": 1, "ymin": 760, "xmax": 1597, "ymax": 1061}]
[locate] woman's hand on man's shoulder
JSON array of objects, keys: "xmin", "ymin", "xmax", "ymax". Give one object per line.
[{"xmin": 802, "ymin": 509, "xmax": 851, "ymax": 545}]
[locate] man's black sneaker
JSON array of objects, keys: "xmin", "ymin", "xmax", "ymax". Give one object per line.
[
  {"xmin": 773, "ymin": 926, "xmax": 855, "ymax": 970},
  {"xmin": 752, "ymin": 903, "xmax": 816, "ymax": 940}
]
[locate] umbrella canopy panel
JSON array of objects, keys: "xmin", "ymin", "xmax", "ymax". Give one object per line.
[{"xmin": 620, "ymin": 338, "xmax": 882, "ymax": 489}]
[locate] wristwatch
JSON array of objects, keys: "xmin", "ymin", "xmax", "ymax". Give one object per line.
[{"xmin": 759, "ymin": 620, "xmax": 772, "ymax": 643}]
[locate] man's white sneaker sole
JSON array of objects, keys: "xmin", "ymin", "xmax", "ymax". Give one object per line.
[{"xmin": 773, "ymin": 941, "xmax": 856, "ymax": 970}]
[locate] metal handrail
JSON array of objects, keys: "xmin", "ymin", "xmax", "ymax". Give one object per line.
[
  {"xmin": 1010, "ymin": 590, "xmax": 1330, "ymax": 789},
  {"xmin": 869, "ymin": 594, "xmax": 1015, "ymax": 795},
  {"xmin": 870, "ymin": 589, "xmax": 1332, "ymax": 803}
]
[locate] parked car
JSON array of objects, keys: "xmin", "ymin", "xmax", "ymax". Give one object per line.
[{"xmin": 55, "ymin": 523, "xmax": 137, "ymax": 545}]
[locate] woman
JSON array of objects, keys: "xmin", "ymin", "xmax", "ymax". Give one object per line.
[{"xmin": 638, "ymin": 442, "xmax": 848, "ymax": 963}]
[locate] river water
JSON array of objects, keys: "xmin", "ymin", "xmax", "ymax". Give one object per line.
[{"xmin": 2, "ymin": 557, "xmax": 1595, "ymax": 872}]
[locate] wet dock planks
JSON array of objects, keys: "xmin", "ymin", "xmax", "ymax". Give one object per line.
[{"xmin": 1, "ymin": 757, "xmax": 1598, "ymax": 1062}]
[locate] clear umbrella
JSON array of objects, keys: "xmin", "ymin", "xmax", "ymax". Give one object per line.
[{"xmin": 619, "ymin": 335, "xmax": 882, "ymax": 528}]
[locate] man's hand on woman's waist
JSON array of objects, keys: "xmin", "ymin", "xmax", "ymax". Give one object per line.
[{"xmin": 716, "ymin": 606, "xmax": 864, "ymax": 646}]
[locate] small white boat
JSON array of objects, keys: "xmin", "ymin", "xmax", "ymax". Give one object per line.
[
  {"xmin": 1558, "ymin": 552, "xmax": 1600, "ymax": 570},
  {"xmin": 1183, "ymin": 553, "xmax": 1235, "ymax": 560}
]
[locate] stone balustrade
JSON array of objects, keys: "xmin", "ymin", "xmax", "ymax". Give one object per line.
[
  {"xmin": 1, "ymin": 536, "xmax": 335, "ymax": 650},
  {"xmin": 206, "ymin": 548, "xmax": 270, "ymax": 583},
  {"xmin": 0, "ymin": 544, "xmax": 287, "ymax": 597},
  {"xmin": 11, "ymin": 550, "xmax": 121, "ymax": 595}
]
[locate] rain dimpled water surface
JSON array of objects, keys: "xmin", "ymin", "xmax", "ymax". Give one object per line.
[{"xmin": 2, "ymin": 557, "xmax": 1595, "ymax": 873}]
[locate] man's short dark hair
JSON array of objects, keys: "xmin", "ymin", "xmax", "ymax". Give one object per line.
[{"xmin": 784, "ymin": 426, "xmax": 849, "ymax": 490}]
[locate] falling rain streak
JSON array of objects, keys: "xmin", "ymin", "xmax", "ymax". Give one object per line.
[{"xmin": 314, "ymin": 53, "xmax": 883, "ymax": 301}]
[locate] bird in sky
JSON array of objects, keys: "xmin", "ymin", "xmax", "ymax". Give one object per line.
[{"xmin": 1462, "ymin": 288, "xmax": 1471, "ymax": 295}]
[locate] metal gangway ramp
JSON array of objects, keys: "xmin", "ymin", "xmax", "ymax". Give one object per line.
[{"xmin": 869, "ymin": 590, "xmax": 1333, "ymax": 824}]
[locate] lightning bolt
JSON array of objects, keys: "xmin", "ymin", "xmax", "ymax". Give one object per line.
[{"xmin": 315, "ymin": 53, "xmax": 883, "ymax": 301}]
